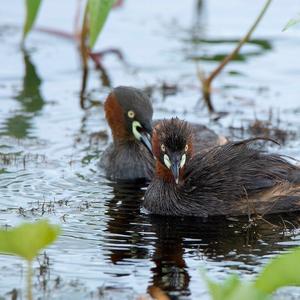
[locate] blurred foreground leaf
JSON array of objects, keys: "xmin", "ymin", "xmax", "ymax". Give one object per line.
[
  {"xmin": 255, "ymin": 247, "xmax": 300, "ymax": 293},
  {"xmin": 283, "ymin": 15, "xmax": 300, "ymax": 31},
  {"xmin": 205, "ymin": 246, "xmax": 300, "ymax": 300},
  {"xmin": 23, "ymin": 0, "xmax": 42, "ymax": 40},
  {"xmin": 0, "ymin": 220, "xmax": 60, "ymax": 261},
  {"xmin": 87, "ymin": 0, "xmax": 115, "ymax": 48},
  {"xmin": 204, "ymin": 274, "xmax": 267, "ymax": 300}
]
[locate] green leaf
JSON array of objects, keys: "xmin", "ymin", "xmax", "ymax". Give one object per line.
[
  {"xmin": 225, "ymin": 282, "xmax": 268, "ymax": 300},
  {"xmin": 0, "ymin": 220, "xmax": 60, "ymax": 261},
  {"xmin": 87, "ymin": 0, "xmax": 115, "ymax": 49},
  {"xmin": 283, "ymin": 16, "xmax": 300, "ymax": 31},
  {"xmin": 23, "ymin": 0, "xmax": 42, "ymax": 40},
  {"xmin": 205, "ymin": 274, "xmax": 240, "ymax": 300},
  {"xmin": 255, "ymin": 247, "xmax": 300, "ymax": 294},
  {"xmin": 204, "ymin": 273, "xmax": 268, "ymax": 300}
]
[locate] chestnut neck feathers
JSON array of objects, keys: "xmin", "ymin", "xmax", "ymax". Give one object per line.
[{"xmin": 104, "ymin": 93, "xmax": 128, "ymax": 141}]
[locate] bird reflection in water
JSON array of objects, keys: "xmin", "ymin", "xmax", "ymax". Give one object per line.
[{"xmin": 102, "ymin": 180, "xmax": 300, "ymax": 299}]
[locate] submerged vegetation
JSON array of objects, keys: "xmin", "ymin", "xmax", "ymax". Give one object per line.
[
  {"xmin": 21, "ymin": 0, "xmax": 300, "ymax": 113},
  {"xmin": 283, "ymin": 14, "xmax": 300, "ymax": 31},
  {"xmin": 22, "ymin": 0, "xmax": 115, "ymax": 108},
  {"xmin": 198, "ymin": 0, "xmax": 272, "ymax": 112}
]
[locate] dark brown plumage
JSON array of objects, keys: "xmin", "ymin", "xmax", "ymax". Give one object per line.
[
  {"xmin": 101, "ymin": 86, "xmax": 227, "ymax": 182},
  {"xmin": 143, "ymin": 118, "xmax": 300, "ymax": 217}
]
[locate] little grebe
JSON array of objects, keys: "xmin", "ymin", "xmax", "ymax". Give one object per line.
[
  {"xmin": 100, "ymin": 86, "xmax": 154, "ymax": 181},
  {"xmin": 101, "ymin": 86, "xmax": 227, "ymax": 182},
  {"xmin": 143, "ymin": 118, "xmax": 300, "ymax": 217}
]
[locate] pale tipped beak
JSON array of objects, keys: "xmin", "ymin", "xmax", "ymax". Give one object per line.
[
  {"xmin": 132, "ymin": 120, "xmax": 153, "ymax": 156},
  {"xmin": 140, "ymin": 131, "xmax": 153, "ymax": 156},
  {"xmin": 170, "ymin": 155, "xmax": 181, "ymax": 185}
]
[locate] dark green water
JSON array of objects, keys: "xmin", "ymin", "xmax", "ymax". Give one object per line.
[{"xmin": 1, "ymin": 0, "xmax": 300, "ymax": 299}]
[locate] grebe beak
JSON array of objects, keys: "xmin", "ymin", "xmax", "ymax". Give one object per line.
[
  {"xmin": 140, "ymin": 131, "xmax": 153, "ymax": 156},
  {"xmin": 170, "ymin": 154, "xmax": 181, "ymax": 185},
  {"xmin": 132, "ymin": 120, "xmax": 153, "ymax": 156}
]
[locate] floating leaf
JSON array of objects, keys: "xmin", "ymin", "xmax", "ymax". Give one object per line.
[
  {"xmin": 23, "ymin": 0, "xmax": 42, "ymax": 40},
  {"xmin": 0, "ymin": 220, "xmax": 60, "ymax": 261},
  {"xmin": 283, "ymin": 16, "xmax": 300, "ymax": 31},
  {"xmin": 87, "ymin": 0, "xmax": 115, "ymax": 49},
  {"xmin": 255, "ymin": 247, "xmax": 300, "ymax": 294}
]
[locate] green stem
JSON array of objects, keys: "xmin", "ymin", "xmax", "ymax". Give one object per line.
[
  {"xmin": 27, "ymin": 260, "xmax": 33, "ymax": 300},
  {"xmin": 79, "ymin": 4, "xmax": 90, "ymax": 109},
  {"xmin": 202, "ymin": 0, "xmax": 273, "ymax": 112},
  {"xmin": 80, "ymin": 5, "xmax": 90, "ymax": 71}
]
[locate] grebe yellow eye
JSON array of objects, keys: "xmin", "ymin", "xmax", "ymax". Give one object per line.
[
  {"xmin": 161, "ymin": 144, "xmax": 166, "ymax": 152},
  {"xmin": 185, "ymin": 144, "xmax": 188, "ymax": 152},
  {"xmin": 128, "ymin": 110, "xmax": 135, "ymax": 118}
]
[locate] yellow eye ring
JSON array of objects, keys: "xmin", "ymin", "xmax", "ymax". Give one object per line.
[
  {"xmin": 128, "ymin": 110, "xmax": 135, "ymax": 118},
  {"xmin": 161, "ymin": 144, "xmax": 166, "ymax": 152},
  {"xmin": 185, "ymin": 144, "xmax": 188, "ymax": 152}
]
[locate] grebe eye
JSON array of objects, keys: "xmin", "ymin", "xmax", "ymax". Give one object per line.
[
  {"xmin": 128, "ymin": 110, "xmax": 135, "ymax": 118},
  {"xmin": 185, "ymin": 144, "xmax": 188, "ymax": 152},
  {"xmin": 161, "ymin": 144, "xmax": 166, "ymax": 152}
]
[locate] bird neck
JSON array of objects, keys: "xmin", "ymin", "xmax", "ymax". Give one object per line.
[{"xmin": 104, "ymin": 93, "xmax": 131, "ymax": 142}]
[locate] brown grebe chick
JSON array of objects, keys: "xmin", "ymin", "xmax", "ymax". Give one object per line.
[
  {"xmin": 143, "ymin": 118, "xmax": 300, "ymax": 217},
  {"xmin": 100, "ymin": 86, "xmax": 154, "ymax": 181}
]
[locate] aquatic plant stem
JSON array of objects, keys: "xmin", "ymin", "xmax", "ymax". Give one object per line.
[
  {"xmin": 200, "ymin": 0, "xmax": 273, "ymax": 113},
  {"xmin": 27, "ymin": 260, "xmax": 33, "ymax": 300},
  {"xmin": 80, "ymin": 6, "xmax": 90, "ymax": 109},
  {"xmin": 80, "ymin": 6, "xmax": 89, "ymax": 72}
]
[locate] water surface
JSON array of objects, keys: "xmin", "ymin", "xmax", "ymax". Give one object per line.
[{"xmin": 1, "ymin": 0, "xmax": 300, "ymax": 299}]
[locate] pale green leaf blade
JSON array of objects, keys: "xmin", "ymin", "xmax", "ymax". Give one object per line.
[
  {"xmin": 255, "ymin": 247, "xmax": 300, "ymax": 294},
  {"xmin": 205, "ymin": 275, "xmax": 240, "ymax": 300},
  {"xmin": 283, "ymin": 16, "xmax": 300, "ymax": 31},
  {"xmin": 226, "ymin": 283, "xmax": 268, "ymax": 300},
  {"xmin": 204, "ymin": 273, "xmax": 267, "ymax": 300},
  {"xmin": 23, "ymin": 0, "xmax": 42, "ymax": 40},
  {"xmin": 0, "ymin": 220, "xmax": 60, "ymax": 261},
  {"xmin": 87, "ymin": 0, "xmax": 115, "ymax": 49}
]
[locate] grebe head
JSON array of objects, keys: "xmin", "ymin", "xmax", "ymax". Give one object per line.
[
  {"xmin": 152, "ymin": 118, "xmax": 194, "ymax": 184},
  {"xmin": 104, "ymin": 86, "xmax": 153, "ymax": 153}
]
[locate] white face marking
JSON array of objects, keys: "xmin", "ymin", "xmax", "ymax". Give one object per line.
[
  {"xmin": 163, "ymin": 154, "xmax": 171, "ymax": 169},
  {"xmin": 161, "ymin": 144, "xmax": 166, "ymax": 152},
  {"xmin": 180, "ymin": 153, "xmax": 186, "ymax": 168},
  {"xmin": 132, "ymin": 120, "xmax": 142, "ymax": 140},
  {"xmin": 185, "ymin": 144, "xmax": 188, "ymax": 152},
  {"xmin": 128, "ymin": 110, "xmax": 135, "ymax": 118}
]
